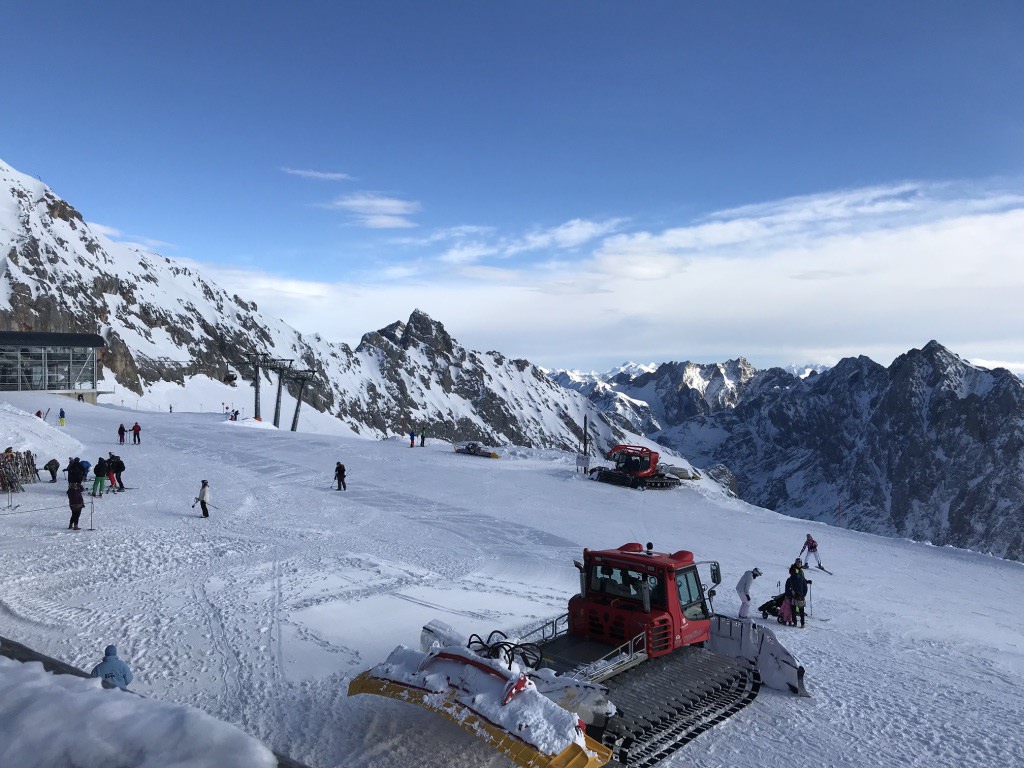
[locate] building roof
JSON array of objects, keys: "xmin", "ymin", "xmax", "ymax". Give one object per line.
[{"xmin": 0, "ymin": 332, "xmax": 106, "ymax": 348}]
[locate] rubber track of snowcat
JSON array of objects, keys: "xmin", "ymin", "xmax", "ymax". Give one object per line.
[
  {"xmin": 593, "ymin": 470, "xmax": 680, "ymax": 490},
  {"xmin": 599, "ymin": 645, "xmax": 759, "ymax": 767}
]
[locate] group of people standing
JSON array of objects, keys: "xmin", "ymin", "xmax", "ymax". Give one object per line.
[
  {"xmin": 117, "ymin": 422, "xmax": 142, "ymax": 445},
  {"xmin": 62, "ymin": 453, "xmax": 129, "ymax": 529},
  {"xmin": 735, "ymin": 534, "xmax": 824, "ymax": 628}
]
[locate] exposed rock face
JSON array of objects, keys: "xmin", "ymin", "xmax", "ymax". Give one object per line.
[
  {"xmin": 559, "ymin": 344, "xmax": 1024, "ymax": 561},
  {"xmin": 0, "ymin": 158, "xmax": 625, "ymax": 452}
]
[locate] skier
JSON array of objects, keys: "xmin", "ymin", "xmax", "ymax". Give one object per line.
[
  {"xmin": 106, "ymin": 453, "xmax": 118, "ymax": 490},
  {"xmin": 334, "ymin": 462, "xmax": 346, "ymax": 491},
  {"xmin": 67, "ymin": 483, "xmax": 84, "ymax": 530},
  {"xmin": 90, "ymin": 644, "xmax": 133, "ymax": 689},
  {"xmin": 785, "ymin": 565, "xmax": 810, "ymax": 628},
  {"xmin": 79, "ymin": 458, "xmax": 92, "ymax": 479},
  {"xmin": 43, "ymin": 458, "xmax": 60, "ymax": 483},
  {"xmin": 108, "ymin": 454, "xmax": 125, "ymax": 489},
  {"xmin": 735, "ymin": 567, "xmax": 762, "ymax": 619},
  {"xmin": 91, "ymin": 456, "xmax": 108, "ymax": 497},
  {"xmin": 420, "ymin": 429, "xmax": 425, "ymax": 447},
  {"xmin": 196, "ymin": 479, "xmax": 210, "ymax": 517},
  {"xmin": 409, "ymin": 431, "xmax": 415, "ymax": 448},
  {"xmin": 131, "ymin": 422, "xmax": 142, "ymax": 445},
  {"xmin": 799, "ymin": 534, "xmax": 823, "ymax": 569},
  {"xmin": 59, "ymin": 407, "xmax": 66, "ymax": 426},
  {"xmin": 117, "ymin": 424, "xmax": 126, "ymax": 445}
]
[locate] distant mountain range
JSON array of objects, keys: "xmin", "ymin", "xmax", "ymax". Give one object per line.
[{"xmin": 3, "ymin": 156, "xmax": 1021, "ymax": 562}]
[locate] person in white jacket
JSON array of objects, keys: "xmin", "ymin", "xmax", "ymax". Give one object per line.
[
  {"xmin": 735, "ymin": 567, "xmax": 762, "ymax": 618},
  {"xmin": 197, "ymin": 480, "xmax": 211, "ymax": 518}
]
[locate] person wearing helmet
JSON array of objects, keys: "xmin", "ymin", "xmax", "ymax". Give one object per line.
[
  {"xmin": 196, "ymin": 480, "xmax": 211, "ymax": 517},
  {"xmin": 799, "ymin": 534, "xmax": 823, "ymax": 569},
  {"xmin": 735, "ymin": 567, "xmax": 762, "ymax": 619}
]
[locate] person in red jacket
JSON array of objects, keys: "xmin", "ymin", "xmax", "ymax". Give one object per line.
[{"xmin": 131, "ymin": 422, "xmax": 142, "ymax": 445}]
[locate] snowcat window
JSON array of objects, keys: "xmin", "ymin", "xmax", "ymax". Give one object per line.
[
  {"xmin": 590, "ymin": 565, "xmax": 646, "ymax": 601},
  {"xmin": 675, "ymin": 568, "xmax": 709, "ymax": 621}
]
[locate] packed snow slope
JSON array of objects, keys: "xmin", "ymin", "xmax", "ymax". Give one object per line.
[{"xmin": 2, "ymin": 392, "xmax": 1023, "ymax": 768}]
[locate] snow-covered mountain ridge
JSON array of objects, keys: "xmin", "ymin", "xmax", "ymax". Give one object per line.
[
  {"xmin": 552, "ymin": 345, "xmax": 1024, "ymax": 562},
  {"xmin": 0, "ymin": 157, "xmax": 631, "ymax": 452}
]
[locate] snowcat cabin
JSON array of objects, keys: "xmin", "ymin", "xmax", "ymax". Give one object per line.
[
  {"xmin": 568, "ymin": 543, "xmax": 717, "ymax": 657},
  {"xmin": 607, "ymin": 445, "xmax": 659, "ymax": 478}
]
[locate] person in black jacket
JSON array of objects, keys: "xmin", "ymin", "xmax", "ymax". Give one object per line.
[
  {"xmin": 108, "ymin": 453, "xmax": 126, "ymax": 491},
  {"xmin": 91, "ymin": 457, "xmax": 108, "ymax": 497},
  {"xmin": 67, "ymin": 483, "xmax": 85, "ymax": 530},
  {"xmin": 334, "ymin": 462, "xmax": 346, "ymax": 491},
  {"xmin": 66, "ymin": 458, "xmax": 85, "ymax": 486},
  {"xmin": 785, "ymin": 566, "xmax": 810, "ymax": 628}
]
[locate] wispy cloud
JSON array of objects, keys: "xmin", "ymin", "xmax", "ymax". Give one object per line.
[
  {"xmin": 87, "ymin": 221, "xmax": 175, "ymax": 251},
  {"xmin": 282, "ymin": 167, "xmax": 354, "ymax": 181},
  {"xmin": 193, "ymin": 179, "xmax": 1024, "ymax": 372},
  {"xmin": 325, "ymin": 193, "xmax": 421, "ymax": 228},
  {"xmin": 505, "ymin": 217, "xmax": 627, "ymax": 255}
]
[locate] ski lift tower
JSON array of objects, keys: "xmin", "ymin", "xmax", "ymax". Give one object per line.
[
  {"xmin": 265, "ymin": 358, "xmax": 294, "ymax": 428},
  {"xmin": 288, "ymin": 369, "xmax": 315, "ymax": 432}
]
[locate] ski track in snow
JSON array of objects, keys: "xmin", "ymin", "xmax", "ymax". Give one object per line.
[{"xmin": 2, "ymin": 392, "xmax": 1024, "ymax": 768}]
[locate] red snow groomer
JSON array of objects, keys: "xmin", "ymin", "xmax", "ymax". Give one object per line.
[
  {"xmin": 349, "ymin": 542, "xmax": 805, "ymax": 768},
  {"xmin": 590, "ymin": 445, "xmax": 682, "ymax": 490}
]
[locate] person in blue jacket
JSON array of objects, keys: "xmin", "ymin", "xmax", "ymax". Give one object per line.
[{"xmin": 90, "ymin": 644, "xmax": 133, "ymax": 689}]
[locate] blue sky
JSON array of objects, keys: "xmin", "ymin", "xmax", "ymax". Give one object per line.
[{"xmin": 3, "ymin": 2, "xmax": 1024, "ymax": 371}]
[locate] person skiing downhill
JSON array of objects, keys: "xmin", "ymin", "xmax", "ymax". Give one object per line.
[
  {"xmin": 735, "ymin": 567, "xmax": 762, "ymax": 619},
  {"xmin": 799, "ymin": 534, "xmax": 823, "ymax": 569},
  {"xmin": 196, "ymin": 480, "xmax": 211, "ymax": 517},
  {"xmin": 90, "ymin": 644, "xmax": 133, "ymax": 689}
]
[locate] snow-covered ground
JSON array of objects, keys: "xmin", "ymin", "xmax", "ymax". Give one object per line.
[{"xmin": 1, "ymin": 390, "xmax": 1023, "ymax": 768}]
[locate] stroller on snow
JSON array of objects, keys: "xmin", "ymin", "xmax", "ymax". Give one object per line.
[{"xmin": 758, "ymin": 593, "xmax": 794, "ymax": 624}]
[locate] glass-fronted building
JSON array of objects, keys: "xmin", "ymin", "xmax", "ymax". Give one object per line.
[{"xmin": 0, "ymin": 332, "xmax": 106, "ymax": 399}]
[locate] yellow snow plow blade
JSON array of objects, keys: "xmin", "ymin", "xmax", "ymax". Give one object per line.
[{"xmin": 348, "ymin": 671, "xmax": 612, "ymax": 768}]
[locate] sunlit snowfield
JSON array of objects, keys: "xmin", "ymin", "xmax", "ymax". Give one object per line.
[{"xmin": 2, "ymin": 391, "xmax": 1023, "ymax": 768}]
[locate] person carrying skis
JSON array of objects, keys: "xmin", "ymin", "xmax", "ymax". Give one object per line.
[
  {"xmin": 799, "ymin": 534, "xmax": 823, "ymax": 569},
  {"xmin": 117, "ymin": 424, "xmax": 126, "ymax": 445},
  {"xmin": 196, "ymin": 480, "xmax": 210, "ymax": 517},
  {"xmin": 90, "ymin": 644, "xmax": 133, "ymax": 689},
  {"xmin": 44, "ymin": 458, "xmax": 60, "ymax": 483},
  {"xmin": 91, "ymin": 456, "xmax": 108, "ymax": 497},
  {"xmin": 735, "ymin": 567, "xmax": 762, "ymax": 619},
  {"xmin": 131, "ymin": 422, "xmax": 142, "ymax": 444},
  {"xmin": 334, "ymin": 462, "xmax": 346, "ymax": 491},
  {"xmin": 785, "ymin": 565, "xmax": 810, "ymax": 628}
]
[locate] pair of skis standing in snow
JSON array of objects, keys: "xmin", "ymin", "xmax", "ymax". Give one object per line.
[{"xmin": 735, "ymin": 534, "xmax": 832, "ymax": 622}]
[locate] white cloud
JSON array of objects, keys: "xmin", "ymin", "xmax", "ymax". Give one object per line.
[
  {"xmin": 326, "ymin": 193, "xmax": 421, "ymax": 228},
  {"xmin": 86, "ymin": 222, "xmax": 122, "ymax": 238},
  {"xmin": 193, "ymin": 180, "xmax": 1024, "ymax": 371},
  {"xmin": 505, "ymin": 217, "xmax": 626, "ymax": 255},
  {"xmin": 281, "ymin": 167, "xmax": 354, "ymax": 181}
]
